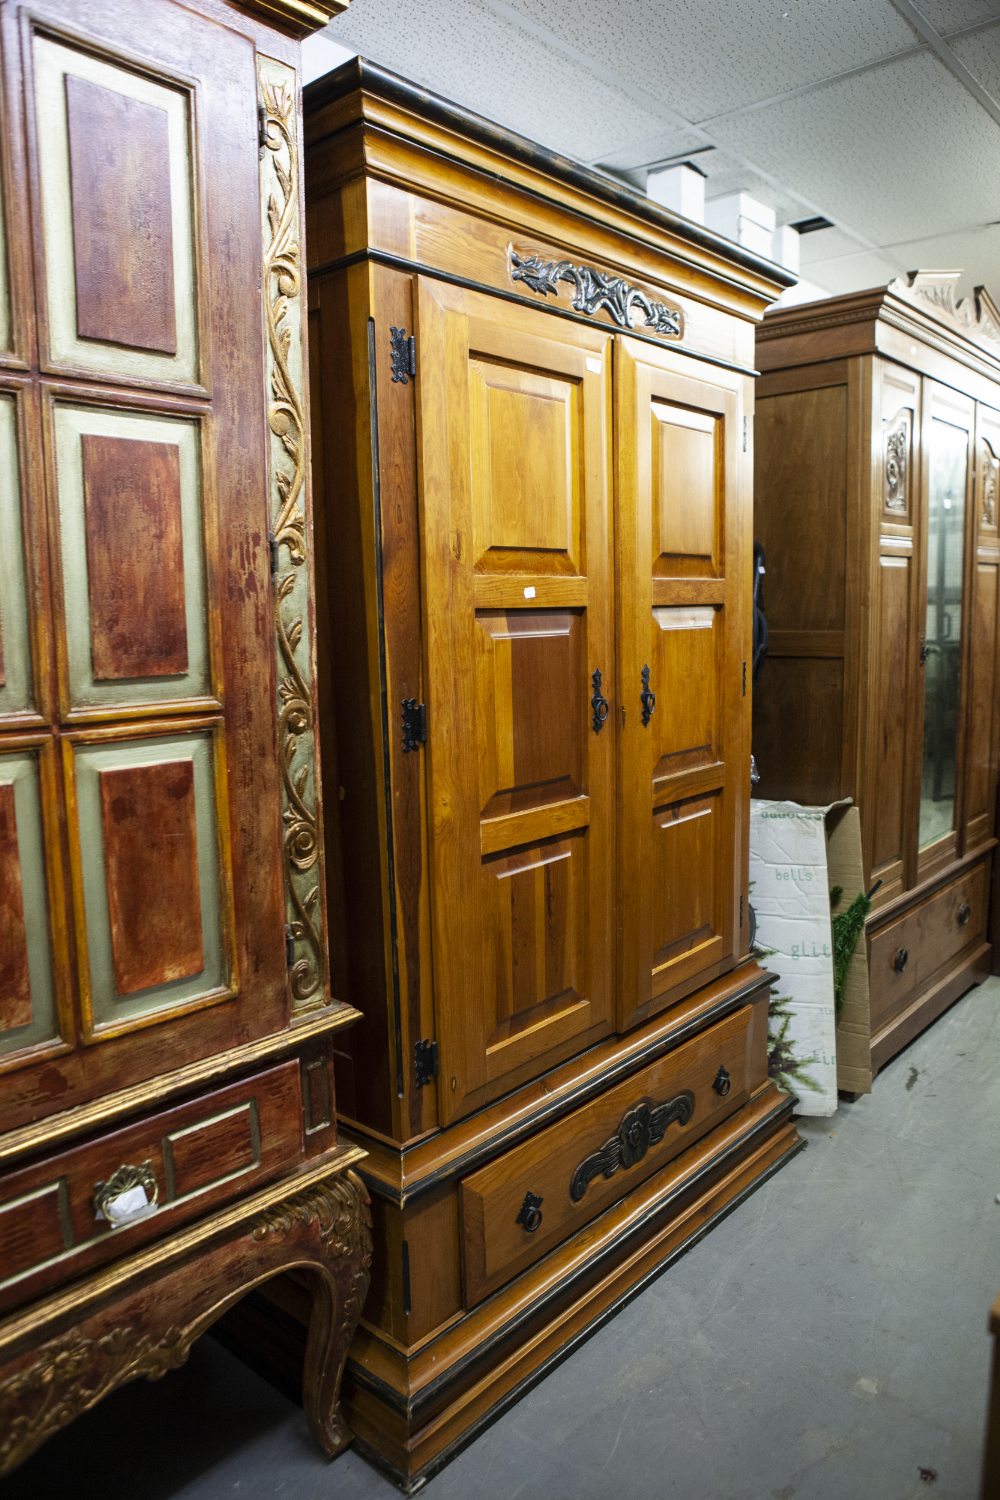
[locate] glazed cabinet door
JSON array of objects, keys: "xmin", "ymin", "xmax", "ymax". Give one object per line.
[
  {"xmin": 615, "ymin": 338, "xmax": 747, "ymax": 1030},
  {"xmin": 415, "ymin": 279, "xmax": 615, "ymax": 1123},
  {"xmin": 915, "ymin": 380, "xmax": 974, "ymax": 884},
  {"xmin": 963, "ymin": 402, "xmax": 1000, "ymax": 852},
  {"xmin": 0, "ymin": 0, "xmax": 323, "ymax": 1130}
]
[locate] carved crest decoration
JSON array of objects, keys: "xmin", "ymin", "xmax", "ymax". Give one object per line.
[
  {"xmin": 889, "ymin": 271, "xmax": 1000, "ymax": 353},
  {"xmin": 884, "ymin": 412, "xmax": 909, "ymax": 514},
  {"xmin": 510, "ymin": 249, "xmax": 684, "ymax": 340}
]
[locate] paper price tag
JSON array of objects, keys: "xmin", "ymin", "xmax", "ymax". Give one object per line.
[{"xmin": 98, "ymin": 1184, "xmax": 157, "ymax": 1228}]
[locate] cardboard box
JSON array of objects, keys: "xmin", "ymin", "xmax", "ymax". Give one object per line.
[{"xmin": 750, "ymin": 799, "xmax": 872, "ymax": 1115}]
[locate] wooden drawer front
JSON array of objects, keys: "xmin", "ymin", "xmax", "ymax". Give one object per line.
[
  {"xmin": 0, "ymin": 1061, "xmax": 303, "ymax": 1314},
  {"xmin": 869, "ymin": 862, "xmax": 988, "ymax": 1031},
  {"xmin": 459, "ymin": 1005, "xmax": 752, "ymax": 1306}
]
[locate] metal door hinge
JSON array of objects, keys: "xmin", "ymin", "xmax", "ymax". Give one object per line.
[
  {"xmin": 268, "ymin": 532, "xmax": 280, "ymax": 579},
  {"xmin": 257, "ymin": 103, "xmax": 268, "ymax": 156},
  {"xmin": 414, "ymin": 1038, "xmax": 438, "ymax": 1086},
  {"xmin": 401, "ymin": 698, "xmax": 427, "ymax": 752},
  {"xmin": 284, "ymin": 923, "xmax": 296, "ymax": 970},
  {"xmin": 740, "ymin": 892, "xmax": 745, "ymax": 926},
  {"xmin": 742, "ymin": 660, "xmax": 747, "ymax": 696},
  {"xmin": 390, "ymin": 326, "xmax": 416, "ymax": 383}
]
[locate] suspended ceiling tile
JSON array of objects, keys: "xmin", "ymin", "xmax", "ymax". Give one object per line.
[
  {"xmin": 795, "ymin": 225, "xmax": 873, "ymax": 266},
  {"xmin": 490, "ymin": 0, "xmax": 918, "ymax": 119},
  {"xmin": 598, "ymin": 128, "xmax": 711, "ymax": 173},
  {"xmin": 801, "ymin": 248, "xmax": 908, "ymax": 294},
  {"xmin": 923, "ymin": 0, "xmax": 1000, "ymax": 33},
  {"xmin": 324, "ymin": 0, "xmax": 673, "ymax": 162},
  {"xmin": 699, "ymin": 150, "xmax": 814, "ymax": 227},
  {"xmin": 709, "ymin": 50, "xmax": 1000, "ymax": 243},
  {"xmin": 949, "ymin": 21, "xmax": 1000, "ymax": 100}
]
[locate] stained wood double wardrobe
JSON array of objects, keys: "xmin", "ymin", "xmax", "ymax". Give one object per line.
[{"xmin": 297, "ymin": 59, "xmax": 801, "ymax": 1485}]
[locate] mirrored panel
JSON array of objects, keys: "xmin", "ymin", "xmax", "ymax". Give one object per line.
[{"xmin": 919, "ymin": 418, "xmax": 968, "ymax": 848}]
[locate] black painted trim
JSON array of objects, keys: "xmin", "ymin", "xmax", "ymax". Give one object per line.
[
  {"xmin": 311, "ymin": 248, "xmax": 764, "ymax": 381},
  {"xmin": 304, "ymin": 59, "xmax": 795, "ymax": 293},
  {"xmin": 367, "ymin": 317, "xmax": 405, "ymax": 1100},
  {"xmin": 345, "ymin": 968, "xmax": 775, "ymax": 1203}
]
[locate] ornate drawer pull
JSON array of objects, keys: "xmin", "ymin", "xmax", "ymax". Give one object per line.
[
  {"xmin": 958, "ymin": 902, "xmax": 972, "ymax": 927},
  {"xmin": 94, "ymin": 1160, "xmax": 159, "ymax": 1228},
  {"xmin": 570, "ymin": 1093, "xmax": 694, "ymax": 1203},
  {"xmin": 893, "ymin": 947, "xmax": 909, "ymax": 974},
  {"xmin": 591, "ymin": 668, "xmax": 609, "ymax": 734},
  {"xmin": 713, "ymin": 1066, "xmax": 732, "ymax": 1097},
  {"xmin": 515, "ymin": 1191, "xmax": 544, "ymax": 1234},
  {"xmin": 640, "ymin": 664, "xmax": 656, "ymax": 726}
]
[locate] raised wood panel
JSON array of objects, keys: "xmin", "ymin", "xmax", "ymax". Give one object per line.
[
  {"xmin": 82, "ymin": 434, "xmax": 188, "ymax": 682},
  {"xmin": 617, "ymin": 339, "xmax": 743, "ymax": 1031},
  {"xmin": 0, "ymin": 750, "xmax": 59, "ymax": 1060},
  {"xmin": 753, "ymin": 656, "xmax": 844, "ymax": 805},
  {"xmin": 965, "ymin": 561, "xmax": 999, "ymax": 847},
  {"xmin": 164, "ymin": 1099, "xmax": 260, "ymax": 1202},
  {"xmin": 0, "ymin": 394, "xmax": 32, "ymax": 719},
  {"xmin": 70, "ymin": 730, "xmax": 231, "ymax": 1037},
  {"xmin": 754, "ymin": 385, "xmax": 847, "ymax": 633},
  {"xmin": 0, "ymin": 782, "xmax": 31, "ymax": 1033},
  {"xmin": 470, "ymin": 361, "xmax": 580, "ymax": 575},
  {"xmin": 65, "ymin": 75, "xmax": 177, "ymax": 355},
  {"xmin": 53, "ymin": 403, "xmax": 210, "ymax": 712},
  {"xmin": 415, "ymin": 279, "xmax": 614, "ymax": 1123},
  {"xmin": 32, "ymin": 33, "xmax": 199, "ymax": 385},
  {"xmin": 98, "ymin": 758, "xmax": 205, "ymax": 996},
  {"xmin": 869, "ymin": 553, "xmax": 914, "ymax": 894},
  {"xmin": 879, "ymin": 362, "xmax": 920, "ymax": 525},
  {"xmin": 0, "ymin": 1183, "xmax": 69, "ymax": 1293}
]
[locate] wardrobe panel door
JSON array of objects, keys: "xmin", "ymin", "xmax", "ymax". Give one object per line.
[
  {"xmin": 416, "ymin": 280, "xmax": 614, "ymax": 1124},
  {"xmin": 616, "ymin": 339, "xmax": 746, "ymax": 1031},
  {"xmin": 865, "ymin": 361, "xmax": 921, "ymax": 902},
  {"xmin": 964, "ymin": 402, "xmax": 1000, "ymax": 851}
]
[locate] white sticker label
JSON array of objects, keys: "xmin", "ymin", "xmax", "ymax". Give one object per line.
[
  {"xmin": 99, "ymin": 1184, "xmax": 157, "ymax": 1228},
  {"xmin": 586, "ymin": 357, "xmax": 602, "ymax": 373},
  {"xmin": 523, "ymin": 586, "xmax": 536, "ymax": 599}
]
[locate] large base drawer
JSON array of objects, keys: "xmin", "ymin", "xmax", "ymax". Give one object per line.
[
  {"xmin": 459, "ymin": 1003, "xmax": 754, "ymax": 1305},
  {"xmin": 868, "ymin": 860, "xmax": 989, "ymax": 1033},
  {"xmin": 0, "ymin": 1059, "xmax": 307, "ymax": 1315}
]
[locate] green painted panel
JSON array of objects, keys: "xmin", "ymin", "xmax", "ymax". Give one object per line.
[
  {"xmin": 0, "ymin": 752, "xmax": 59, "ymax": 1058},
  {"xmin": 33, "ymin": 35, "xmax": 199, "ymax": 384},
  {"xmin": 0, "ymin": 397, "xmax": 32, "ymax": 717},
  {"xmin": 74, "ymin": 731, "xmax": 227, "ymax": 1028},
  {"xmin": 54, "ymin": 405, "xmax": 211, "ymax": 709}
]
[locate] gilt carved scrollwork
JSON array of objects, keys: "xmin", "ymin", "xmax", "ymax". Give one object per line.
[
  {"xmin": 0, "ymin": 1325, "xmax": 190, "ymax": 1474},
  {"xmin": 259, "ymin": 59, "xmax": 325, "ymax": 1010},
  {"xmin": 884, "ymin": 411, "xmax": 909, "ymax": 514},
  {"xmin": 979, "ymin": 438, "xmax": 998, "ymax": 529},
  {"xmin": 510, "ymin": 249, "xmax": 684, "ymax": 340},
  {"xmin": 569, "ymin": 1092, "xmax": 695, "ymax": 1202}
]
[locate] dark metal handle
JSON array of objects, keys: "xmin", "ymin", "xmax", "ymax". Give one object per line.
[
  {"xmin": 919, "ymin": 638, "xmax": 928, "ymax": 664},
  {"xmin": 713, "ymin": 1066, "xmax": 732, "ymax": 1097},
  {"xmin": 958, "ymin": 902, "xmax": 972, "ymax": 927},
  {"xmin": 893, "ymin": 947, "xmax": 909, "ymax": 974},
  {"xmin": 591, "ymin": 668, "xmax": 609, "ymax": 734},
  {"xmin": 570, "ymin": 1092, "xmax": 694, "ymax": 1202},
  {"xmin": 640, "ymin": 663, "xmax": 656, "ymax": 727},
  {"xmin": 515, "ymin": 1191, "xmax": 543, "ymax": 1234}
]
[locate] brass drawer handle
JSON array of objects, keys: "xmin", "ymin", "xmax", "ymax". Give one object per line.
[
  {"xmin": 893, "ymin": 947, "xmax": 909, "ymax": 974},
  {"xmin": 570, "ymin": 1092, "xmax": 694, "ymax": 1203},
  {"xmin": 94, "ymin": 1160, "xmax": 159, "ymax": 1228},
  {"xmin": 958, "ymin": 902, "xmax": 972, "ymax": 927},
  {"xmin": 713, "ymin": 1066, "xmax": 732, "ymax": 1097},
  {"xmin": 515, "ymin": 1191, "xmax": 544, "ymax": 1234}
]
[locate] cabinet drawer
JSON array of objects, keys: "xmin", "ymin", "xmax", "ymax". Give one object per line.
[
  {"xmin": 0, "ymin": 1060, "xmax": 304, "ymax": 1314},
  {"xmin": 459, "ymin": 1005, "xmax": 752, "ymax": 1306},
  {"xmin": 868, "ymin": 862, "xmax": 988, "ymax": 1032}
]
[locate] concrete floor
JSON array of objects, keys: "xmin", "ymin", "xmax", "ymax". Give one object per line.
[{"xmin": 6, "ymin": 980, "xmax": 1000, "ymax": 1500}]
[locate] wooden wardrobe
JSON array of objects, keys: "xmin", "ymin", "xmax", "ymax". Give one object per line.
[
  {"xmin": 0, "ymin": 0, "xmax": 368, "ymax": 1475},
  {"xmin": 754, "ymin": 272, "xmax": 1000, "ymax": 1078},
  {"xmin": 304, "ymin": 60, "xmax": 801, "ymax": 1485}
]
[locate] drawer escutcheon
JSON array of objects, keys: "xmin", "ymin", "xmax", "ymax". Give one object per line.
[{"xmin": 570, "ymin": 1092, "xmax": 694, "ymax": 1203}]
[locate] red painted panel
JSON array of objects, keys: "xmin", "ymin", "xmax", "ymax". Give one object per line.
[
  {"xmin": 99, "ymin": 757, "xmax": 204, "ymax": 996},
  {"xmin": 0, "ymin": 781, "xmax": 32, "ymax": 1032},
  {"xmin": 82, "ymin": 433, "xmax": 189, "ymax": 682}
]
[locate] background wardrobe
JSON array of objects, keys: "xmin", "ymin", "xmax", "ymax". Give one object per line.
[
  {"xmin": 754, "ymin": 272, "xmax": 1000, "ymax": 1077},
  {"xmin": 296, "ymin": 59, "xmax": 799, "ymax": 1487},
  {"xmin": 0, "ymin": 0, "xmax": 367, "ymax": 1476}
]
